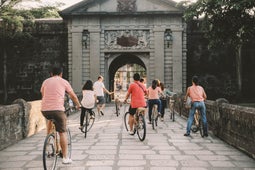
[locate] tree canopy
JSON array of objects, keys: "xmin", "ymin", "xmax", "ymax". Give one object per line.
[{"xmin": 181, "ymin": 0, "xmax": 255, "ymax": 49}]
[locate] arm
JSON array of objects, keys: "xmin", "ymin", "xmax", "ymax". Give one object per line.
[
  {"xmin": 68, "ymin": 90, "xmax": 81, "ymax": 109},
  {"xmin": 202, "ymin": 89, "xmax": 207, "ymax": 100},
  {"xmin": 103, "ymin": 87, "xmax": 113, "ymax": 95}
]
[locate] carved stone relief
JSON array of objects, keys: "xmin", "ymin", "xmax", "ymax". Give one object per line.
[
  {"xmin": 104, "ymin": 30, "xmax": 150, "ymax": 50},
  {"xmin": 117, "ymin": 0, "xmax": 137, "ymax": 12}
]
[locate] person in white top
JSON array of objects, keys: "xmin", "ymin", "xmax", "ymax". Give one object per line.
[
  {"xmin": 93, "ymin": 75, "xmax": 113, "ymax": 116},
  {"xmin": 80, "ymin": 80, "xmax": 96, "ymax": 130}
]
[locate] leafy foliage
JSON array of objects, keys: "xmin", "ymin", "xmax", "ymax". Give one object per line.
[{"xmin": 181, "ymin": 0, "xmax": 255, "ymax": 50}]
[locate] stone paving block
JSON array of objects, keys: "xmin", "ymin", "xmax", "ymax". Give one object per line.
[
  {"xmin": 1, "ymin": 105, "xmax": 254, "ymax": 170},
  {"xmin": 150, "ymin": 159, "xmax": 179, "ymax": 166},
  {"xmin": 209, "ymin": 160, "xmax": 235, "ymax": 167},
  {"xmin": 118, "ymin": 160, "xmax": 146, "ymax": 166}
]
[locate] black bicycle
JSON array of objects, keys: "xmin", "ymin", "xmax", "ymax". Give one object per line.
[
  {"xmin": 124, "ymin": 107, "xmax": 146, "ymax": 141},
  {"xmin": 151, "ymin": 104, "xmax": 159, "ymax": 129},
  {"xmin": 42, "ymin": 119, "xmax": 72, "ymax": 170},
  {"xmin": 81, "ymin": 110, "xmax": 95, "ymax": 138}
]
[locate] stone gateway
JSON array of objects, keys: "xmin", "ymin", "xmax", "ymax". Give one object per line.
[{"xmin": 59, "ymin": 0, "xmax": 187, "ymax": 93}]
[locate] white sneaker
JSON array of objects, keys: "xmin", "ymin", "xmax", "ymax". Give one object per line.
[
  {"xmin": 129, "ymin": 130, "xmax": 135, "ymax": 135},
  {"xmin": 62, "ymin": 158, "xmax": 72, "ymax": 164}
]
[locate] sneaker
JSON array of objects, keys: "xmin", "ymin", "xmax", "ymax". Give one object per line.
[
  {"xmin": 184, "ymin": 133, "xmax": 190, "ymax": 137},
  {"xmin": 147, "ymin": 121, "xmax": 152, "ymax": 124},
  {"xmin": 62, "ymin": 158, "xmax": 72, "ymax": 164},
  {"xmin": 100, "ymin": 111, "xmax": 104, "ymax": 116},
  {"xmin": 79, "ymin": 126, "xmax": 82, "ymax": 130},
  {"xmin": 204, "ymin": 133, "xmax": 208, "ymax": 137},
  {"xmin": 161, "ymin": 117, "xmax": 164, "ymax": 122},
  {"xmin": 90, "ymin": 115, "xmax": 95, "ymax": 119},
  {"xmin": 129, "ymin": 130, "xmax": 135, "ymax": 135}
]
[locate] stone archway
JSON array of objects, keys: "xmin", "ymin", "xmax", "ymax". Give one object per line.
[{"xmin": 106, "ymin": 53, "xmax": 148, "ymax": 95}]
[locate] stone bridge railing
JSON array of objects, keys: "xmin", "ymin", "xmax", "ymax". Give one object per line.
[
  {"xmin": 0, "ymin": 97, "xmax": 255, "ymax": 159},
  {"xmin": 173, "ymin": 94, "xmax": 255, "ymax": 159}
]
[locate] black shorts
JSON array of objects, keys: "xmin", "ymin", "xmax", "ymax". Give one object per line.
[
  {"xmin": 42, "ymin": 110, "xmax": 67, "ymax": 133},
  {"xmin": 129, "ymin": 107, "xmax": 138, "ymax": 115},
  {"xmin": 97, "ymin": 96, "xmax": 105, "ymax": 105}
]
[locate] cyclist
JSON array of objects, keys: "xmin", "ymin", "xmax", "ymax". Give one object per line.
[
  {"xmin": 147, "ymin": 79, "xmax": 163, "ymax": 124},
  {"xmin": 80, "ymin": 80, "xmax": 96, "ymax": 130},
  {"xmin": 184, "ymin": 75, "xmax": 208, "ymax": 137},
  {"xmin": 124, "ymin": 73, "xmax": 147, "ymax": 135},
  {"xmin": 41, "ymin": 66, "xmax": 81, "ymax": 164}
]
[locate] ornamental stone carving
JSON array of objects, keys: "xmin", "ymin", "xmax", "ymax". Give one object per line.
[
  {"xmin": 104, "ymin": 30, "xmax": 150, "ymax": 50},
  {"xmin": 117, "ymin": 0, "xmax": 137, "ymax": 12}
]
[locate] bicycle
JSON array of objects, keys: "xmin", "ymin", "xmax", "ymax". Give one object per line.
[
  {"xmin": 80, "ymin": 110, "xmax": 95, "ymax": 138},
  {"xmin": 124, "ymin": 106, "xmax": 146, "ymax": 141},
  {"xmin": 191, "ymin": 109, "xmax": 205, "ymax": 137},
  {"xmin": 151, "ymin": 104, "xmax": 159, "ymax": 130},
  {"xmin": 115, "ymin": 96, "xmax": 122, "ymax": 117},
  {"xmin": 169, "ymin": 93, "xmax": 177, "ymax": 122},
  {"xmin": 42, "ymin": 111, "xmax": 72, "ymax": 170}
]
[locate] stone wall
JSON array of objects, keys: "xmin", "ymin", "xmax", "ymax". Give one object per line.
[
  {"xmin": 0, "ymin": 99, "xmax": 46, "ymax": 151},
  {"xmin": 174, "ymin": 95, "xmax": 255, "ymax": 159}
]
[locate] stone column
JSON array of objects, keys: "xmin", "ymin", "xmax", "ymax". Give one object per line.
[
  {"xmin": 88, "ymin": 28, "xmax": 101, "ymax": 81},
  {"xmin": 153, "ymin": 27, "xmax": 165, "ymax": 82},
  {"xmin": 172, "ymin": 27, "xmax": 183, "ymax": 93},
  {"xmin": 71, "ymin": 27, "xmax": 83, "ymax": 92}
]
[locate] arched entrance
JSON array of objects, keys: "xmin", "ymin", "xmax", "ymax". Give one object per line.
[{"xmin": 107, "ymin": 53, "xmax": 147, "ymax": 99}]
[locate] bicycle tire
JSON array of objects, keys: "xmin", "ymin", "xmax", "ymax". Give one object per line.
[
  {"xmin": 67, "ymin": 128, "xmax": 72, "ymax": 158},
  {"xmin": 87, "ymin": 111, "xmax": 95, "ymax": 132},
  {"xmin": 151, "ymin": 106, "xmax": 157, "ymax": 130},
  {"xmin": 43, "ymin": 133, "xmax": 57, "ymax": 170},
  {"xmin": 81, "ymin": 111, "xmax": 95, "ymax": 135},
  {"xmin": 84, "ymin": 111, "xmax": 89, "ymax": 138},
  {"xmin": 124, "ymin": 112, "xmax": 130, "ymax": 132},
  {"xmin": 115, "ymin": 102, "xmax": 120, "ymax": 117},
  {"xmin": 199, "ymin": 118, "xmax": 205, "ymax": 137},
  {"xmin": 137, "ymin": 114, "xmax": 146, "ymax": 141}
]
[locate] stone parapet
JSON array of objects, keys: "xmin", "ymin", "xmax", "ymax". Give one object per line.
[{"xmin": 174, "ymin": 94, "xmax": 255, "ymax": 159}]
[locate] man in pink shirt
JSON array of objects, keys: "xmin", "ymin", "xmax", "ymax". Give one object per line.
[
  {"xmin": 124, "ymin": 73, "xmax": 147, "ymax": 135},
  {"xmin": 41, "ymin": 66, "xmax": 81, "ymax": 164},
  {"xmin": 184, "ymin": 75, "xmax": 208, "ymax": 137}
]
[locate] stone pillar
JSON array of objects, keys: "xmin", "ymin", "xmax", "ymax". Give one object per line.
[
  {"xmin": 88, "ymin": 28, "xmax": 101, "ymax": 81},
  {"xmin": 71, "ymin": 27, "xmax": 83, "ymax": 92},
  {"xmin": 153, "ymin": 27, "xmax": 165, "ymax": 82},
  {"xmin": 172, "ymin": 27, "xmax": 183, "ymax": 93}
]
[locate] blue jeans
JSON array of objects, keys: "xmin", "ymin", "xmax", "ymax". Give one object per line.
[
  {"xmin": 186, "ymin": 101, "xmax": 208, "ymax": 135},
  {"xmin": 148, "ymin": 99, "xmax": 161, "ymax": 122}
]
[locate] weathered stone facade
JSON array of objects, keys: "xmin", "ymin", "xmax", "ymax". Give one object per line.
[{"xmin": 60, "ymin": 0, "xmax": 187, "ymax": 93}]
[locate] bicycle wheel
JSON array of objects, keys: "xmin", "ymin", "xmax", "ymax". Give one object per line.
[
  {"xmin": 124, "ymin": 112, "xmax": 130, "ymax": 132},
  {"xmin": 87, "ymin": 111, "xmax": 95, "ymax": 132},
  {"xmin": 115, "ymin": 102, "xmax": 120, "ymax": 117},
  {"xmin": 66, "ymin": 128, "xmax": 72, "ymax": 158},
  {"xmin": 43, "ymin": 134, "xmax": 57, "ymax": 170},
  {"xmin": 199, "ymin": 118, "xmax": 205, "ymax": 137},
  {"xmin": 84, "ymin": 111, "xmax": 89, "ymax": 138},
  {"xmin": 151, "ymin": 106, "xmax": 157, "ymax": 130},
  {"xmin": 137, "ymin": 114, "xmax": 146, "ymax": 141}
]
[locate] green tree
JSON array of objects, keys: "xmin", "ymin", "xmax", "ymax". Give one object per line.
[
  {"xmin": 0, "ymin": 0, "xmax": 60, "ymax": 104},
  {"xmin": 181, "ymin": 0, "xmax": 255, "ymax": 95}
]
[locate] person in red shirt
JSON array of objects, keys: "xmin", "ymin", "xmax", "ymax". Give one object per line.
[
  {"xmin": 184, "ymin": 75, "xmax": 208, "ymax": 137},
  {"xmin": 124, "ymin": 73, "xmax": 147, "ymax": 135},
  {"xmin": 41, "ymin": 66, "xmax": 81, "ymax": 164}
]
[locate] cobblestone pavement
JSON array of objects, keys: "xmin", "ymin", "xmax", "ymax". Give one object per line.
[{"xmin": 0, "ymin": 104, "xmax": 254, "ymax": 170}]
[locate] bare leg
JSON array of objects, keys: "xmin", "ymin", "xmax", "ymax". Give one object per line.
[
  {"xmin": 129, "ymin": 114, "xmax": 134, "ymax": 131},
  {"xmin": 59, "ymin": 132, "xmax": 68, "ymax": 159}
]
